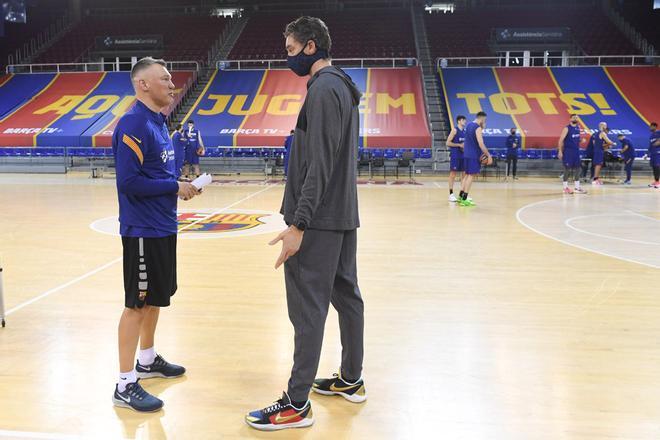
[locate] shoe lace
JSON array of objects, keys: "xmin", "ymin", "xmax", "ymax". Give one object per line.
[
  {"xmin": 127, "ymin": 381, "xmax": 148, "ymax": 401},
  {"xmin": 263, "ymin": 399, "xmax": 284, "ymax": 414}
]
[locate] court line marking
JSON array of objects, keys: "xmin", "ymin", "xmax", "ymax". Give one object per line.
[
  {"xmin": 6, "ymin": 184, "xmax": 275, "ymax": 317},
  {"xmin": 564, "ymin": 213, "xmax": 660, "ymax": 246},
  {"xmin": 515, "ymin": 196, "xmax": 660, "ymax": 269},
  {"xmin": 626, "ymin": 210, "xmax": 660, "ymax": 223},
  {"xmin": 0, "ymin": 430, "xmax": 81, "ymax": 439}
]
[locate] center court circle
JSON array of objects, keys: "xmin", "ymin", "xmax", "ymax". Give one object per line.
[{"xmin": 90, "ymin": 209, "xmax": 287, "ymax": 239}]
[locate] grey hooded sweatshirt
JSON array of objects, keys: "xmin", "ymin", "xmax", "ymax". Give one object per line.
[{"xmin": 280, "ymin": 65, "xmax": 362, "ymax": 231}]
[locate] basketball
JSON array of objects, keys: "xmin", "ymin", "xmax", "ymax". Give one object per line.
[
  {"xmin": 480, "ymin": 153, "xmax": 489, "ymax": 164},
  {"xmin": 197, "ymin": 147, "xmax": 205, "ymax": 156}
]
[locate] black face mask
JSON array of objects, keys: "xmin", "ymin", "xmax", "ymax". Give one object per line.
[{"xmin": 287, "ymin": 44, "xmax": 329, "ymax": 77}]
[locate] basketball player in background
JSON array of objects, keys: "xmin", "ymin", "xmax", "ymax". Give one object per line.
[
  {"xmin": 505, "ymin": 127, "xmax": 520, "ymax": 180},
  {"xmin": 558, "ymin": 114, "xmax": 587, "ymax": 194},
  {"xmin": 457, "ymin": 111, "xmax": 492, "ymax": 207},
  {"xmin": 446, "ymin": 115, "xmax": 466, "ymax": 202},
  {"xmin": 648, "ymin": 122, "xmax": 660, "ymax": 188},
  {"xmin": 591, "ymin": 122, "xmax": 614, "ymax": 186},
  {"xmin": 172, "ymin": 123, "xmax": 188, "ymax": 180},
  {"xmin": 183, "ymin": 119, "xmax": 204, "ymax": 178},
  {"xmin": 617, "ymin": 133, "xmax": 635, "ymax": 185}
]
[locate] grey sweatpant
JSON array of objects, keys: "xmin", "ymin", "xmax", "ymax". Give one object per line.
[{"xmin": 284, "ymin": 228, "xmax": 364, "ymax": 402}]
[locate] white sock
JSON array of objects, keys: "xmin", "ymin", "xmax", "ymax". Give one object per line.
[
  {"xmin": 574, "ymin": 181, "xmax": 581, "ymax": 189},
  {"xmin": 118, "ymin": 370, "xmax": 137, "ymax": 392},
  {"xmin": 138, "ymin": 347, "xmax": 156, "ymax": 366},
  {"xmin": 563, "ymin": 181, "xmax": 568, "ymax": 189}
]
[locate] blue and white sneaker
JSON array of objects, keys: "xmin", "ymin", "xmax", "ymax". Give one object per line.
[
  {"xmin": 112, "ymin": 380, "xmax": 163, "ymax": 412},
  {"xmin": 136, "ymin": 354, "xmax": 186, "ymax": 379}
]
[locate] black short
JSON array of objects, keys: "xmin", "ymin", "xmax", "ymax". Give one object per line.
[{"xmin": 122, "ymin": 235, "xmax": 177, "ymax": 308}]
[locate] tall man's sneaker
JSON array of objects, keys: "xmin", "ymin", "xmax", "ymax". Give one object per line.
[
  {"xmin": 245, "ymin": 392, "xmax": 314, "ymax": 431},
  {"xmin": 312, "ymin": 372, "xmax": 367, "ymax": 403},
  {"xmin": 449, "ymin": 193, "xmax": 458, "ymax": 203},
  {"xmin": 136, "ymin": 354, "xmax": 185, "ymax": 379},
  {"xmin": 112, "ymin": 380, "xmax": 163, "ymax": 412}
]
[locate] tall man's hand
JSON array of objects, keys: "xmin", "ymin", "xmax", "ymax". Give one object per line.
[{"xmin": 269, "ymin": 226, "xmax": 304, "ymax": 269}]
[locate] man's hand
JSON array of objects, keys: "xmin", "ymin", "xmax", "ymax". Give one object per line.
[
  {"xmin": 177, "ymin": 181, "xmax": 200, "ymax": 201},
  {"xmin": 486, "ymin": 154, "xmax": 493, "ymax": 166},
  {"xmin": 558, "ymin": 150, "xmax": 563, "ymax": 160},
  {"xmin": 269, "ymin": 226, "xmax": 304, "ymax": 269}
]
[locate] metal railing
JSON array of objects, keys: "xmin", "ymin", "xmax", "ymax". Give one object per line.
[
  {"xmin": 437, "ymin": 55, "xmax": 660, "ymax": 69},
  {"xmin": 6, "ymin": 60, "xmax": 200, "ymax": 74},
  {"xmin": 217, "ymin": 57, "xmax": 419, "ymax": 70}
]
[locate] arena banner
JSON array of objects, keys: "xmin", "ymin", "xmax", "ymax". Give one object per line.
[
  {"xmin": 495, "ymin": 27, "xmax": 571, "ymax": 44},
  {"xmin": 95, "ymin": 35, "xmax": 163, "ymax": 51},
  {"xmin": 0, "ymin": 71, "xmax": 194, "ymax": 147},
  {"xmin": 439, "ymin": 66, "xmax": 659, "ymax": 149},
  {"xmin": 181, "ymin": 67, "xmax": 431, "ymax": 148}
]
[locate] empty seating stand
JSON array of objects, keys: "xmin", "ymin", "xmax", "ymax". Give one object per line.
[
  {"xmin": 34, "ymin": 15, "xmax": 230, "ymax": 65},
  {"xmin": 425, "ymin": 7, "xmax": 640, "ymax": 61},
  {"xmin": 229, "ymin": 10, "xmax": 416, "ymax": 60}
]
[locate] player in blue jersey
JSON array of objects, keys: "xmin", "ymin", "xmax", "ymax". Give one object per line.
[
  {"xmin": 505, "ymin": 127, "xmax": 520, "ymax": 180},
  {"xmin": 457, "ymin": 111, "xmax": 492, "ymax": 207},
  {"xmin": 446, "ymin": 115, "xmax": 466, "ymax": 202},
  {"xmin": 112, "ymin": 57, "xmax": 200, "ymax": 413},
  {"xmin": 648, "ymin": 122, "xmax": 660, "ymax": 188},
  {"xmin": 617, "ymin": 134, "xmax": 635, "ymax": 185},
  {"xmin": 558, "ymin": 114, "xmax": 587, "ymax": 194},
  {"xmin": 183, "ymin": 119, "xmax": 205, "ymax": 178},
  {"xmin": 284, "ymin": 129, "xmax": 294, "ymax": 177},
  {"xmin": 592, "ymin": 122, "xmax": 614, "ymax": 186},
  {"xmin": 172, "ymin": 123, "xmax": 188, "ymax": 180}
]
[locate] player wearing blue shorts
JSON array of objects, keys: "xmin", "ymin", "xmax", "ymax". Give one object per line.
[
  {"xmin": 458, "ymin": 111, "xmax": 492, "ymax": 207},
  {"xmin": 183, "ymin": 120, "xmax": 204, "ymax": 178},
  {"xmin": 592, "ymin": 122, "xmax": 614, "ymax": 186},
  {"xmin": 505, "ymin": 128, "xmax": 520, "ymax": 180},
  {"xmin": 171, "ymin": 123, "xmax": 188, "ymax": 179},
  {"xmin": 617, "ymin": 134, "xmax": 635, "ymax": 185},
  {"xmin": 648, "ymin": 122, "xmax": 660, "ymax": 188},
  {"xmin": 558, "ymin": 114, "xmax": 587, "ymax": 194},
  {"xmin": 446, "ymin": 115, "xmax": 466, "ymax": 202}
]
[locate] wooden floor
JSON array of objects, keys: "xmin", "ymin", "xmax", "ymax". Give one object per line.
[{"xmin": 0, "ymin": 173, "xmax": 659, "ymax": 439}]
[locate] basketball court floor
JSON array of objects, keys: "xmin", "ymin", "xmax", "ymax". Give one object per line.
[{"xmin": 0, "ymin": 173, "xmax": 659, "ymax": 439}]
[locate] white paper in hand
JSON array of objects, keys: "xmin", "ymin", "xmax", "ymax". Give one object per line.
[{"xmin": 191, "ymin": 173, "xmax": 212, "ymax": 190}]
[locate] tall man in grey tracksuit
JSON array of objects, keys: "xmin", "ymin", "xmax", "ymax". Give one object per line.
[{"xmin": 246, "ymin": 16, "xmax": 366, "ymax": 432}]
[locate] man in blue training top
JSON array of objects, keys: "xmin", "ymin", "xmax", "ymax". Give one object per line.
[
  {"xmin": 112, "ymin": 57, "xmax": 200, "ymax": 412},
  {"xmin": 183, "ymin": 119, "xmax": 204, "ymax": 179},
  {"xmin": 446, "ymin": 115, "xmax": 466, "ymax": 202},
  {"xmin": 457, "ymin": 111, "xmax": 492, "ymax": 207},
  {"xmin": 617, "ymin": 133, "xmax": 635, "ymax": 185},
  {"xmin": 172, "ymin": 123, "xmax": 188, "ymax": 180},
  {"xmin": 648, "ymin": 122, "xmax": 660, "ymax": 188},
  {"xmin": 505, "ymin": 127, "xmax": 520, "ymax": 180}
]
